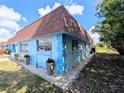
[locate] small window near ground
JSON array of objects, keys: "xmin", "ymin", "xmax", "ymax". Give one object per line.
[
  {"xmin": 72, "ymin": 40, "xmax": 78, "ymax": 51},
  {"xmin": 37, "ymin": 39, "xmax": 52, "ymax": 51}
]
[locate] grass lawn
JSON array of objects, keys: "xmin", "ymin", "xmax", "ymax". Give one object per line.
[
  {"xmin": 96, "ymin": 47, "xmax": 118, "ymax": 54},
  {"xmin": 0, "ymin": 57, "xmax": 63, "ymax": 93}
]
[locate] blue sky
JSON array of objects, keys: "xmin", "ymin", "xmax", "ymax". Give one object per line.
[{"xmin": 0, "ymin": 0, "xmax": 100, "ymax": 42}]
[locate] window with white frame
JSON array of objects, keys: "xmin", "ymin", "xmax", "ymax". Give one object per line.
[
  {"xmin": 37, "ymin": 38, "xmax": 52, "ymax": 51},
  {"xmin": 20, "ymin": 42, "xmax": 28, "ymax": 52}
]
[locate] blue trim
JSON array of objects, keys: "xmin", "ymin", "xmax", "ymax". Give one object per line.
[{"xmin": 56, "ymin": 33, "xmax": 65, "ymax": 75}]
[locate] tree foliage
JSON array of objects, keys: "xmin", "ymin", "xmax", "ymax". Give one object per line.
[{"xmin": 93, "ymin": 0, "xmax": 124, "ymax": 55}]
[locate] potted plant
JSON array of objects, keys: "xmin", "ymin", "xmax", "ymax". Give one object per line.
[
  {"xmin": 24, "ymin": 55, "xmax": 30, "ymax": 65},
  {"xmin": 46, "ymin": 58, "xmax": 55, "ymax": 75}
]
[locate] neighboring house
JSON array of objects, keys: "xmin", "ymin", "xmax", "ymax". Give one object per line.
[{"xmin": 0, "ymin": 5, "xmax": 92, "ymax": 75}]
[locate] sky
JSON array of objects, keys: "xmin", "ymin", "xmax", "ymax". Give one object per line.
[{"xmin": 0, "ymin": 0, "xmax": 100, "ymax": 43}]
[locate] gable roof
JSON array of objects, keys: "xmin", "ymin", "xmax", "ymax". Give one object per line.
[
  {"xmin": 6, "ymin": 5, "xmax": 92, "ymax": 45},
  {"xmin": 6, "ymin": 36, "xmax": 16, "ymax": 45},
  {"xmin": 0, "ymin": 42, "xmax": 3, "ymax": 46},
  {"xmin": 0, "ymin": 41, "xmax": 7, "ymax": 46},
  {"xmin": 62, "ymin": 9, "xmax": 92, "ymax": 42}
]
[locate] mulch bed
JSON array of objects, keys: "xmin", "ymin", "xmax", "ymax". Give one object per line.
[{"xmin": 68, "ymin": 53, "xmax": 124, "ymax": 93}]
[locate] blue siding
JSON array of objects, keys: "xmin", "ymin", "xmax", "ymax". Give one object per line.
[
  {"xmin": 37, "ymin": 51, "xmax": 52, "ymax": 68},
  {"xmin": 12, "ymin": 44, "xmax": 16, "ymax": 51},
  {"xmin": 11, "ymin": 44, "xmax": 17, "ymax": 52},
  {"xmin": 51, "ymin": 35, "xmax": 58, "ymax": 60},
  {"xmin": 28, "ymin": 36, "xmax": 54, "ymax": 68},
  {"xmin": 27, "ymin": 34, "xmax": 65, "ymax": 75},
  {"xmin": 63, "ymin": 35, "xmax": 90, "ymax": 72},
  {"xmin": 11, "ymin": 44, "xmax": 18, "ymax": 54},
  {"xmin": 51, "ymin": 34, "xmax": 59, "ymax": 73},
  {"xmin": 56, "ymin": 33, "xmax": 65, "ymax": 75},
  {"xmin": 17, "ymin": 43, "xmax": 21, "ymax": 54},
  {"xmin": 14, "ymin": 33, "xmax": 91, "ymax": 75},
  {"xmin": 28, "ymin": 40, "xmax": 37, "ymax": 66},
  {"xmin": 36, "ymin": 37, "xmax": 52, "ymax": 68}
]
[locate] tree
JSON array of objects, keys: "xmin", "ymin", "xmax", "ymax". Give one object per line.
[{"xmin": 93, "ymin": 0, "xmax": 124, "ymax": 55}]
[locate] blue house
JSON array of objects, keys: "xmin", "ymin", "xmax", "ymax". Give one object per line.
[{"xmin": 1, "ymin": 6, "xmax": 92, "ymax": 75}]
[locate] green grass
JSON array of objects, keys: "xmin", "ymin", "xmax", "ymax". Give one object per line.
[
  {"xmin": 0, "ymin": 58, "xmax": 63, "ymax": 93},
  {"xmin": 0, "ymin": 60, "xmax": 21, "ymax": 72},
  {"xmin": 96, "ymin": 47, "xmax": 118, "ymax": 54}
]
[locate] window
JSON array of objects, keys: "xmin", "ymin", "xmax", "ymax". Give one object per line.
[
  {"xmin": 44, "ymin": 40, "xmax": 52, "ymax": 51},
  {"xmin": 12, "ymin": 44, "xmax": 16, "ymax": 52},
  {"xmin": 20, "ymin": 42, "xmax": 28, "ymax": 52},
  {"xmin": 37, "ymin": 39, "xmax": 52, "ymax": 51},
  {"xmin": 72, "ymin": 40, "xmax": 78, "ymax": 51},
  {"xmin": 37, "ymin": 39, "xmax": 44, "ymax": 51}
]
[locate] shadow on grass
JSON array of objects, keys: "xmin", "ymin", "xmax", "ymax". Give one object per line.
[
  {"xmin": 0, "ymin": 69, "xmax": 63, "ymax": 93},
  {"xmin": 68, "ymin": 53, "xmax": 124, "ymax": 93}
]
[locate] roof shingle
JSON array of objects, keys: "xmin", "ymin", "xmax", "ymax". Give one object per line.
[{"xmin": 5, "ymin": 5, "xmax": 92, "ymax": 45}]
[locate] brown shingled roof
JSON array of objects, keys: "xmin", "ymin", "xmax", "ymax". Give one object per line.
[
  {"xmin": 63, "ymin": 8, "xmax": 93, "ymax": 43},
  {"xmin": 0, "ymin": 41, "xmax": 7, "ymax": 46},
  {"xmin": 6, "ymin": 5, "xmax": 92, "ymax": 44},
  {"xmin": 6, "ymin": 36, "xmax": 16, "ymax": 45},
  {"xmin": 0, "ymin": 42, "xmax": 2, "ymax": 46}
]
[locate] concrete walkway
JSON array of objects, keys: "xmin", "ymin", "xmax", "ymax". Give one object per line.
[{"xmin": 14, "ymin": 54, "xmax": 93, "ymax": 90}]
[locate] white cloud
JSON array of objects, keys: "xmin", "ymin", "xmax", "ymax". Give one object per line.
[
  {"xmin": 0, "ymin": 5, "xmax": 27, "ymax": 41},
  {"xmin": 52, "ymin": 2, "xmax": 61, "ymax": 10},
  {"xmin": 38, "ymin": 2, "xmax": 84, "ymax": 17},
  {"xmin": 88, "ymin": 26, "xmax": 100, "ymax": 43},
  {"xmin": 38, "ymin": 2, "xmax": 61, "ymax": 17},
  {"xmin": 0, "ymin": 19, "xmax": 20, "ymax": 30},
  {"xmin": 0, "ymin": 5, "xmax": 21, "ymax": 21},
  {"xmin": 66, "ymin": 4, "xmax": 84, "ymax": 15},
  {"xmin": 0, "ymin": 28, "xmax": 11, "ymax": 41},
  {"xmin": 38, "ymin": 5, "xmax": 52, "ymax": 17},
  {"xmin": 22, "ymin": 17, "xmax": 27, "ymax": 22},
  {"xmin": 88, "ymin": 26, "xmax": 95, "ymax": 32}
]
